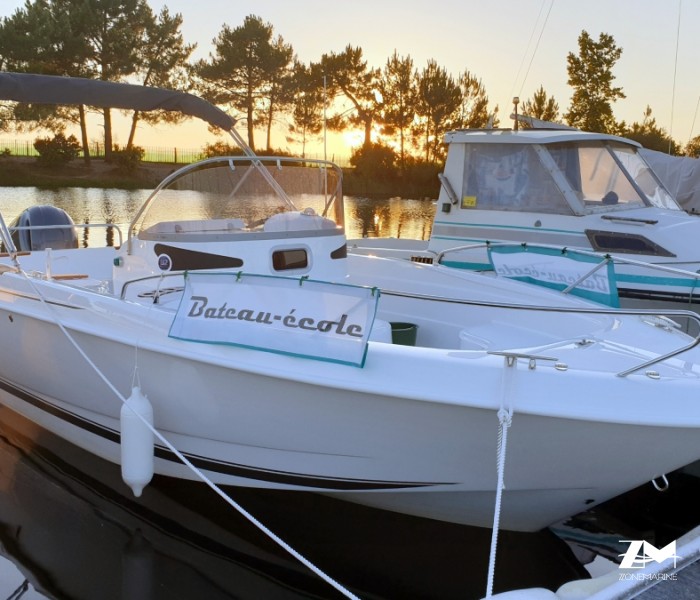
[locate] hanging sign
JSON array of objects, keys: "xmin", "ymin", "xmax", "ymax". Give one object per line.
[
  {"xmin": 488, "ymin": 245, "xmax": 620, "ymax": 307},
  {"xmin": 169, "ymin": 272, "xmax": 379, "ymax": 367}
]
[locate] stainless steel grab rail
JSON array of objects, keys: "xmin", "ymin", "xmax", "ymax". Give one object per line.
[
  {"xmin": 120, "ymin": 268, "xmax": 700, "ymax": 378},
  {"xmin": 379, "ymin": 287, "xmax": 700, "ymax": 378},
  {"xmin": 436, "ymin": 241, "xmax": 700, "ymax": 288}
]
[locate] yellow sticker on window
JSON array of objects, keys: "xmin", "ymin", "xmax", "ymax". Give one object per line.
[{"xmin": 461, "ymin": 195, "xmax": 477, "ymax": 208}]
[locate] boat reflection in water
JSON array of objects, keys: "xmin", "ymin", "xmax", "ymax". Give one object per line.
[
  {"xmin": 0, "ymin": 406, "xmax": 587, "ymax": 600},
  {"xmin": 0, "ymin": 187, "xmax": 436, "ymax": 251}
]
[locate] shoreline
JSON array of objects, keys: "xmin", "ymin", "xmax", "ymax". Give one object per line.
[
  {"xmin": 0, "ymin": 156, "xmax": 176, "ymax": 190},
  {"xmin": 0, "ymin": 156, "xmax": 441, "ymax": 199}
]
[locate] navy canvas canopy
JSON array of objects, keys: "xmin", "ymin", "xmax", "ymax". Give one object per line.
[{"xmin": 0, "ymin": 72, "xmax": 235, "ymax": 131}]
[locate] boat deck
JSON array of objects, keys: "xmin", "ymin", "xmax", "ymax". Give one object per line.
[
  {"xmin": 635, "ymin": 558, "xmax": 700, "ymax": 599},
  {"xmin": 602, "ymin": 523, "xmax": 700, "ymax": 600}
]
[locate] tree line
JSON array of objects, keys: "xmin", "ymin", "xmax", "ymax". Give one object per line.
[{"xmin": 0, "ymin": 1, "xmax": 698, "ymax": 176}]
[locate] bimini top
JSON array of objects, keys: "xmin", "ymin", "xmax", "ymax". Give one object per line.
[
  {"xmin": 444, "ymin": 128, "xmax": 642, "ymax": 148},
  {"xmin": 0, "ymin": 72, "xmax": 235, "ymax": 131}
]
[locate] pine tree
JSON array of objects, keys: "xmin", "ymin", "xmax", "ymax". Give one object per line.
[{"xmin": 564, "ymin": 31, "xmax": 625, "ymax": 133}]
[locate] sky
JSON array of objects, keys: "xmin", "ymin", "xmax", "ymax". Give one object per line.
[{"xmin": 1, "ymin": 0, "xmax": 698, "ymax": 156}]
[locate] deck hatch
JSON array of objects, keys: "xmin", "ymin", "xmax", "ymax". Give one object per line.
[{"xmin": 584, "ymin": 230, "xmax": 675, "ymax": 257}]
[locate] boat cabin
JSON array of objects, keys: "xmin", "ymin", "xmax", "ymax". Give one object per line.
[
  {"xmin": 429, "ymin": 129, "xmax": 700, "ymax": 277},
  {"xmin": 438, "ymin": 129, "xmax": 678, "ymax": 218}
]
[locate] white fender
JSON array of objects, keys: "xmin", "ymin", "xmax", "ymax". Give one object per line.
[{"xmin": 120, "ymin": 386, "xmax": 154, "ymax": 497}]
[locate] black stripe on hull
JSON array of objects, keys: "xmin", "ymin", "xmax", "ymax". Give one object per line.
[
  {"xmin": 0, "ymin": 378, "xmax": 449, "ymax": 491},
  {"xmin": 619, "ymin": 288, "xmax": 700, "ymax": 306}
]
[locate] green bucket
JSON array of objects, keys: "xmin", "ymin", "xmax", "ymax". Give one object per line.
[{"xmin": 390, "ymin": 322, "xmax": 418, "ymax": 346}]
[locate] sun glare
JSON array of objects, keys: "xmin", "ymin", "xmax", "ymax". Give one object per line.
[{"xmin": 342, "ymin": 130, "xmax": 364, "ymax": 149}]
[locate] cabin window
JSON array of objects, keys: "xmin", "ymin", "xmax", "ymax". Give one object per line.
[
  {"xmin": 585, "ymin": 230, "xmax": 675, "ymax": 257},
  {"xmin": 462, "ymin": 144, "xmax": 573, "ymax": 215},
  {"xmin": 547, "ymin": 142, "xmax": 679, "ymax": 211},
  {"xmin": 611, "ymin": 146, "xmax": 678, "ymax": 210},
  {"xmin": 272, "ymin": 248, "xmax": 308, "ymax": 271},
  {"xmin": 557, "ymin": 143, "xmax": 643, "ymax": 209}
]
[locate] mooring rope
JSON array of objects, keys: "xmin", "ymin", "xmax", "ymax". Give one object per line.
[
  {"xmin": 485, "ymin": 356, "xmax": 516, "ymax": 598},
  {"xmin": 12, "ymin": 262, "xmax": 361, "ymax": 600}
]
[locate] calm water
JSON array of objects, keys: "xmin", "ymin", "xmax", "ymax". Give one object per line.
[
  {"xmin": 0, "ymin": 407, "xmax": 591, "ymax": 600},
  {"xmin": 0, "ymin": 187, "xmax": 698, "ymax": 599},
  {"xmin": 2, "ymin": 401, "xmax": 698, "ymax": 600},
  {"xmin": 0, "ymin": 187, "xmax": 437, "ymax": 247}
]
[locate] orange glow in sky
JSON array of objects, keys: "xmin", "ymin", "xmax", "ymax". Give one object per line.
[{"xmin": 1, "ymin": 0, "xmax": 697, "ymax": 156}]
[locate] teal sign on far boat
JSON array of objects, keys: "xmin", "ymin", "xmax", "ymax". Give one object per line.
[{"xmin": 488, "ymin": 245, "xmax": 620, "ymax": 307}]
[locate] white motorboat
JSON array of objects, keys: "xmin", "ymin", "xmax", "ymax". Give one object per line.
[
  {"xmin": 350, "ymin": 126, "xmax": 700, "ymax": 317},
  {"xmin": 1, "ymin": 73, "xmax": 700, "ymax": 533}
]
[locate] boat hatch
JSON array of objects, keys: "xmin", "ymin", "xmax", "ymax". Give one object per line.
[{"xmin": 585, "ymin": 230, "xmax": 676, "ymax": 257}]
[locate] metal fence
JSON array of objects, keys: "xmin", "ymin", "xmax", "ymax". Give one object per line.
[
  {"xmin": 0, "ymin": 139, "xmax": 37, "ymax": 157},
  {"xmin": 0, "ymin": 138, "xmax": 351, "ymax": 167},
  {"xmin": 0, "ymin": 138, "xmax": 204, "ymax": 164}
]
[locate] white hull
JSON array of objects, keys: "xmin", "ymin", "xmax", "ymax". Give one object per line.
[
  {"xmin": 1, "ymin": 76, "xmax": 700, "ymax": 534},
  {"xmin": 0, "ymin": 254, "xmax": 699, "ymax": 531}
]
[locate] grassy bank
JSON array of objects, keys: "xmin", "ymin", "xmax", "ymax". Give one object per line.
[
  {"xmin": 0, "ymin": 156, "xmax": 174, "ymax": 189},
  {"xmin": 0, "ymin": 156, "xmax": 441, "ymax": 199}
]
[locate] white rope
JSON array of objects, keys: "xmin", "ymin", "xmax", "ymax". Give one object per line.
[
  {"xmin": 517, "ymin": 0, "xmax": 554, "ymax": 99},
  {"xmin": 13, "ymin": 264, "xmax": 361, "ymax": 600},
  {"xmin": 509, "ymin": 0, "xmax": 554, "ymax": 101},
  {"xmin": 485, "ymin": 356, "xmax": 516, "ymax": 598},
  {"xmin": 668, "ymin": 0, "xmax": 682, "ymax": 152}
]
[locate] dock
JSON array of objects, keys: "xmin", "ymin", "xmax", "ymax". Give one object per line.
[
  {"xmin": 485, "ymin": 524, "xmax": 700, "ymax": 599},
  {"xmin": 635, "ymin": 557, "xmax": 700, "ymax": 599}
]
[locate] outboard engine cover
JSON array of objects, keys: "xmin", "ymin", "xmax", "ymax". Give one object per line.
[{"xmin": 10, "ymin": 205, "xmax": 79, "ymax": 251}]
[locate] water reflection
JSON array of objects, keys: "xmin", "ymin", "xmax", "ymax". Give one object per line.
[
  {"xmin": 0, "ymin": 188, "xmax": 435, "ymax": 248},
  {"xmin": 346, "ymin": 197, "xmax": 435, "ymax": 240},
  {"xmin": 0, "ymin": 407, "xmax": 587, "ymax": 600}
]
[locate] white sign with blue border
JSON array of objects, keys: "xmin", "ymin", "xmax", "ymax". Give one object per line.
[
  {"xmin": 169, "ymin": 272, "xmax": 379, "ymax": 367},
  {"xmin": 488, "ymin": 245, "xmax": 620, "ymax": 307}
]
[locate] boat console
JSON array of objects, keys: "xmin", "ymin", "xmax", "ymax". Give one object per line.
[{"xmin": 112, "ymin": 156, "xmax": 348, "ymax": 299}]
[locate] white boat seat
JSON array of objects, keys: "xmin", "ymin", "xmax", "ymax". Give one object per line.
[{"xmin": 264, "ymin": 209, "xmax": 336, "ymax": 232}]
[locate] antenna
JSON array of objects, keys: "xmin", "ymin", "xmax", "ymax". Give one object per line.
[
  {"xmin": 323, "ymin": 73, "xmax": 328, "ymax": 163},
  {"xmin": 323, "ymin": 73, "xmax": 329, "ymax": 202}
]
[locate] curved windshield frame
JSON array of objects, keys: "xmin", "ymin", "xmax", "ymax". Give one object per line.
[{"xmin": 128, "ymin": 156, "xmax": 344, "ymax": 251}]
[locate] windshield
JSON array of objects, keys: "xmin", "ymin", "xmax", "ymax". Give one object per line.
[
  {"xmin": 549, "ymin": 142, "xmax": 680, "ymax": 212},
  {"xmin": 130, "ymin": 156, "xmax": 344, "ymax": 243},
  {"xmin": 611, "ymin": 145, "xmax": 679, "ymax": 209},
  {"xmin": 462, "ymin": 144, "xmax": 573, "ymax": 214}
]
